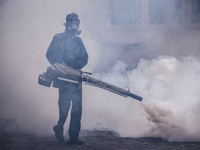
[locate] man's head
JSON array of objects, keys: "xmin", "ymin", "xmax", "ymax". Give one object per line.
[{"xmin": 65, "ymin": 12, "xmax": 81, "ymax": 34}]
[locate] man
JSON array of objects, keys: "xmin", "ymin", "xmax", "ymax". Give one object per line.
[{"xmin": 46, "ymin": 12, "xmax": 88, "ymax": 145}]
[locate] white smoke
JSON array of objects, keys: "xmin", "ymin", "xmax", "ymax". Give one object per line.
[
  {"xmin": 0, "ymin": 0, "xmax": 200, "ymax": 142},
  {"xmin": 82, "ymin": 55, "xmax": 200, "ymax": 142}
]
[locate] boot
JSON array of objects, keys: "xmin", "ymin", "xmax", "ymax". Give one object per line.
[{"xmin": 53, "ymin": 125, "xmax": 64, "ymax": 142}]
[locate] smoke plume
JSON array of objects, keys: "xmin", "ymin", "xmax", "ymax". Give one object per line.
[{"xmin": 83, "ymin": 56, "xmax": 200, "ymax": 142}]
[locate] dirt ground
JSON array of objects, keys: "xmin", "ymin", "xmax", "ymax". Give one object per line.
[{"xmin": 1, "ymin": 130, "xmax": 200, "ymax": 150}]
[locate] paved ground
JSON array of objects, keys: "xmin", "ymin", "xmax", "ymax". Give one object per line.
[{"xmin": 1, "ymin": 130, "xmax": 200, "ymax": 150}]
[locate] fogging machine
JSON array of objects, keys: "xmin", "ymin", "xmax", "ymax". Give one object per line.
[{"xmin": 38, "ymin": 63, "xmax": 143, "ymax": 101}]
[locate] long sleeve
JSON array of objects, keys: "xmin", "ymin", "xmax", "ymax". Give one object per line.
[
  {"xmin": 46, "ymin": 35, "xmax": 64, "ymax": 65},
  {"xmin": 73, "ymin": 38, "xmax": 88, "ymax": 69},
  {"xmin": 46, "ymin": 32, "xmax": 88, "ymax": 70}
]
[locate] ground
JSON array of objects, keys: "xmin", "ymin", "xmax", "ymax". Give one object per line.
[{"xmin": 1, "ymin": 130, "xmax": 200, "ymax": 150}]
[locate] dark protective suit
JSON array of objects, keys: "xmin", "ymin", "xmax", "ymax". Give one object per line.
[{"xmin": 46, "ymin": 29, "xmax": 88, "ymax": 140}]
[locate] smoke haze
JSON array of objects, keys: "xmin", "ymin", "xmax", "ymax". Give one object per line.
[{"xmin": 0, "ymin": 0, "xmax": 200, "ymax": 142}]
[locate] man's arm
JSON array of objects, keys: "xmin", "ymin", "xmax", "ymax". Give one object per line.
[
  {"xmin": 74, "ymin": 37, "xmax": 88, "ymax": 69},
  {"xmin": 46, "ymin": 35, "xmax": 65, "ymax": 65}
]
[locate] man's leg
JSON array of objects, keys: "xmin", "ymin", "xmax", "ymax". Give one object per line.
[
  {"xmin": 68, "ymin": 85, "xmax": 84, "ymax": 145},
  {"xmin": 54, "ymin": 87, "xmax": 71, "ymax": 142}
]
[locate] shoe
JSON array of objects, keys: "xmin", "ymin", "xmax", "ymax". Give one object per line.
[
  {"xmin": 67, "ymin": 139, "xmax": 85, "ymax": 145},
  {"xmin": 53, "ymin": 125, "xmax": 64, "ymax": 142}
]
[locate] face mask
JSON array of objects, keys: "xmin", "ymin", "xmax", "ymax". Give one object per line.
[{"xmin": 71, "ymin": 19, "xmax": 79, "ymax": 30}]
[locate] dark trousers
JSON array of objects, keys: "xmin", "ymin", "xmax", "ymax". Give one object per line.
[{"xmin": 57, "ymin": 83, "xmax": 82, "ymax": 140}]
